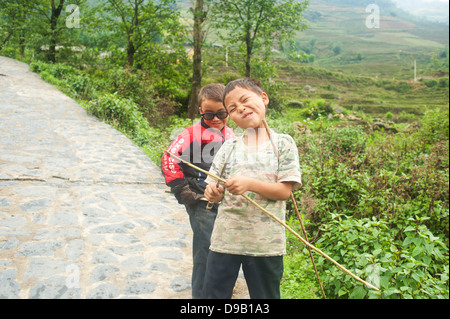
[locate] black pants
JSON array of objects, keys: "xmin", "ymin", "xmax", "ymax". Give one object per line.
[
  {"xmin": 185, "ymin": 201, "xmax": 218, "ymax": 299},
  {"xmin": 202, "ymin": 251, "xmax": 283, "ymax": 299}
]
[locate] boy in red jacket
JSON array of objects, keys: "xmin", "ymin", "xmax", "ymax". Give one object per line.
[{"xmin": 161, "ymin": 83, "xmax": 234, "ymax": 298}]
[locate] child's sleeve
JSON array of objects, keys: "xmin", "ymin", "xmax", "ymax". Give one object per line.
[
  {"xmin": 277, "ymin": 135, "xmax": 302, "ymax": 191},
  {"xmin": 161, "ymin": 128, "xmax": 191, "ymax": 189}
]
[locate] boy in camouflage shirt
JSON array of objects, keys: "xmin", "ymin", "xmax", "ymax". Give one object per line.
[{"xmin": 203, "ymin": 78, "xmax": 302, "ymax": 299}]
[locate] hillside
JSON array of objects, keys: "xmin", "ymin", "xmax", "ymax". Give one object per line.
[
  {"xmin": 293, "ymin": 0, "xmax": 448, "ymax": 75},
  {"xmin": 195, "ymin": 0, "xmax": 448, "ymax": 116},
  {"xmin": 279, "ymin": 1, "xmax": 448, "ymax": 114},
  {"xmin": 391, "ymin": 0, "xmax": 449, "ymax": 24},
  {"xmin": 177, "ymin": 0, "xmax": 448, "ymax": 77}
]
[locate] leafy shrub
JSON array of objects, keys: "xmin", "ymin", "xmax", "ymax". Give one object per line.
[
  {"xmin": 314, "ymin": 214, "xmax": 448, "ymax": 299},
  {"xmin": 287, "ymin": 110, "xmax": 448, "ymax": 298},
  {"xmin": 414, "ymin": 109, "xmax": 449, "ymax": 146},
  {"xmin": 438, "ymin": 78, "xmax": 449, "ymax": 88},
  {"xmin": 104, "ymin": 68, "xmax": 178, "ymax": 125},
  {"xmin": 323, "ymin": 125, "xmax": 367, "ymax": 155},
  {"xmin": 305, "ymin": 99, "xmax": 333, "ymax": 119},
  {"xmin": 84, "ymin": 93, "xmax": 150, "ymax": 146},
  {"xmin": 30, "ymin": 60, "xmax": 94, "ymax": 99},
  {"xmin": 421, "ymin": 79, "xmax": 438, "ymax": 88},
  {"xmin": 385, "ymin": 112, "xmax": 394, "ymax": 120}
]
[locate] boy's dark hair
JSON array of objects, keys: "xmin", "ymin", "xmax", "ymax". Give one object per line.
[
  {"xmin": 198, "ymin": 83, "xmax": 226, "ymax": 108},
  {"xmin": 223, "ymin": 78, "xmax": 265, "ymax": 105}
]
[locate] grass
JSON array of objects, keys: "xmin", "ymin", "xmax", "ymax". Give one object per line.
[
  {"xmin": 281, "ymin": 251, "xmax": 322, "ymax": 299},
  {"xmin": 281, "ymin": 217, "xmax": 323, "ymax": 299},
  {"xmin": 270, "ymin": 56, "xmax": 448, "ymax": 118}
]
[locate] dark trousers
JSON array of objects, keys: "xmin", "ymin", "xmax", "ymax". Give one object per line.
[
  {"xmin": 185, "ymin": 201, "xmax": 218, "ymax": 299},
  {"xmin": 202, "ymin": 251, "xmax": 283, "ymax": 299}
]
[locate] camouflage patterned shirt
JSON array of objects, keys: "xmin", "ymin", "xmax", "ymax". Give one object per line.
[{"xmin": 206, "ymin": 131, "xmax": 302, "ymax": 256}]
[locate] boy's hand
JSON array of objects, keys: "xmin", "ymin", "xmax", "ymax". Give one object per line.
[
  {"xmin": 205, "ymin": 183, "xmax": 225, "ymax": 203},
  {"xmin": 224, "ymin": 177, "xmax": 255, "ymax": 196}
]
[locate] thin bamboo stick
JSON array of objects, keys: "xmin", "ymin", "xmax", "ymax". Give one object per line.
[{"xmin": 164, "ymin": 149, "xmax": 380, "ymax": 292}]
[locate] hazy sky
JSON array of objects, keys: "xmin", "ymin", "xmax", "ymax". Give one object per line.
[{"xmin": 403, "ymin": 0, "xmax": 448, "ymax": 2}]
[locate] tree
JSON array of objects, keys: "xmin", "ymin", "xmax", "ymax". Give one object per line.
[
  {"xmin": 48, "ymin": 0, "xmax": 65, "ymax": 62},
  {"xmin": 210, "ymin": 0, "xmax": 309, "ymax": 77},
  {"xmin": 187, "ymin": 0, "xmax": 208, "ymax": 119},
  {"xmin": 1, "ymin": 0, "xmax": 85, "ymax": 62},
  {"xmin": 32, "ymin": 0, "xmax": 85, "ymax": 63},
  {"xmin": 0, "ymin": 0, "xmax": 29, "ymax": 54},
  {"xmin": 101, "ymin": 0, "xmax": 182, "ymax": 68}
]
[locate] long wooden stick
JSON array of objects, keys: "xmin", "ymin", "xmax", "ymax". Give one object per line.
[
  {"xmin": 164, "ymin": 149, "xmax": 380, "ymax": 292},
  {"xmin": 262, "ymin": 120, "xmax": 327, "ymax": 298}
]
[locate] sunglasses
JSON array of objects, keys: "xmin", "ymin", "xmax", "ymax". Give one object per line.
[{"xmin": 201, "ymin": 110, "xmax": 229, "ymax": 121}]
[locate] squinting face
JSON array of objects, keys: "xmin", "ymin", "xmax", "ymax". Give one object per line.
[
  {"xmin": 199, "ymin": 99, "xmax": 229, "ymax": 131},
  {"xmin": 224, "ymin": 87, "xmax": 269, "ymax": 130}
]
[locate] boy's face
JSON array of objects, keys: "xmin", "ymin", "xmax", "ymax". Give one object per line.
[
  {"xmin": 199, "ymin": 99, "xmax": 229, "ymax": 131},
  {"xmin": 224, "ymin": 87, "xmax": 269, "ymax": 130}
]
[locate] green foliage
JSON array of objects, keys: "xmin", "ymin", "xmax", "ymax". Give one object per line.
[
  {"xmin": 331, "ymin": 43, "xmax": 343, "ymax": 56},
  {"xmin": 97, "ymin": 0, "xmax": 184, "ymax": 68},
  {"xmin": 282, "ymin": 39, "xmax": 315, "ymax": 63},
  {"xmin": 385, "ymin": 112, "xmax": 394, "ymax": 120},
  {"xmin": 414, "ymin": 108, "xmax": 449, "ymax": 146},
  {"xmin": 303, "ymin": 99, "xmax": 334, "ymax": 120},
  {"xmin": 314, "ymin": 214, "xmax": 448, "ymax": 299},
  {"xmin": 377, "ymin": 80, "xmax": 412, "ymax": 93},
  {"xmin": 30, "ymin": 60, "xmax": 95, "ymax": 100},
  {"xmin": 84, "ymin": 93, "xmax": 151, "ymax": 147},
  {"xmin": 210, "ymin": 0, "xmax": 309, "ymax": 76},
  {"xmin": 251, "ymin": 58, "xmax": 287, "ymax": 114},
  {"xmin": 281, "ymin": 216, "xmax": 323, "ymax": 299},
  {"xmin": 281, "ymin": 252, "xmax": 322, "ymax": 299},
  {"xmin": 323, "ymin": 125, "xmax": 367, "ymax": 155},
  {"xmin": 103, "ymin": 67, "xmax": 181, "ymax": 125},
  {"xmin": 286, "ymin": 109, "xmax": 449, "ymax": 298}
]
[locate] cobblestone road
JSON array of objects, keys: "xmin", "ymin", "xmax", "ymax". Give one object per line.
[{"xmin": 0, "ymin": 56, "xmax": 194, "ymax": 299}]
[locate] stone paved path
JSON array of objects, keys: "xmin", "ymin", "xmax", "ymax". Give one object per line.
[{"xmin": 0, "ymin": 56, "xmax": 194, "ymax": 299}]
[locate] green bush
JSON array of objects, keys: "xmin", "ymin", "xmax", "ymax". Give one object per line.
[
  {"xmin": 438, "ymin": 78, "xmax": 449, "ymax": 88},
  {"xmin": 385, "ymin": 112, "xmax": 394, "ymax": 120},
  {"xmin": 414, "ymin": 109, "xmax": 449, "ymax": 146},
  {"xmin": 30, "ymin": 60, "xmax": 94, "ymax": 100},
  {"xmin": 287, "ymin": 109, "xmax": 448, "ymax": 298},
  {"xmin": 84, "ymin": 93, "xmax": 150, "ymax": 146},
  {"xmin": 305, "ymin": 99, "xmax": 333, "ymax": 119},
  {"xmin": 323, "ymin": 125, "xmax": 367, "ymax": 155},
  {"xmin": 422, "ymin": 79, "xmax": 438, "ymax": 88},
  {"xmin": 104, "ymin": 68, "xmax": 178, "ymax": 125}
]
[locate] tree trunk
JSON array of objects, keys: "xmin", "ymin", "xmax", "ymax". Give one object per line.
[
  {"xmin": 245, "ymin": 42, "xmax": 252, "ymax": 78},
  {"xmin": 48, "ymin": 0, "xmax": 65, "ymax": 63},
  {"xmin": 0, "ymin": 31, "xmax": 14, "ymax": 52},
  {"xmin": 188, "ymin": 0, "xmax": 205, "ymax": 119},
  {"xmin": 127, "ymin": 40, "xmax": 135, "ymax": 67},
  {"xmin": 19, "ymin": 31, "xmax": 25, "ymax": 58},
  {"xmin": 245, "ymin": 23, "xmax": 252, "ymax": 78}
]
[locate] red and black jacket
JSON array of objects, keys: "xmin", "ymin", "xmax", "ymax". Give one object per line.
[{"xmin": 162, "ymin": 119, "xmax": 235, "ymax": 198}]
